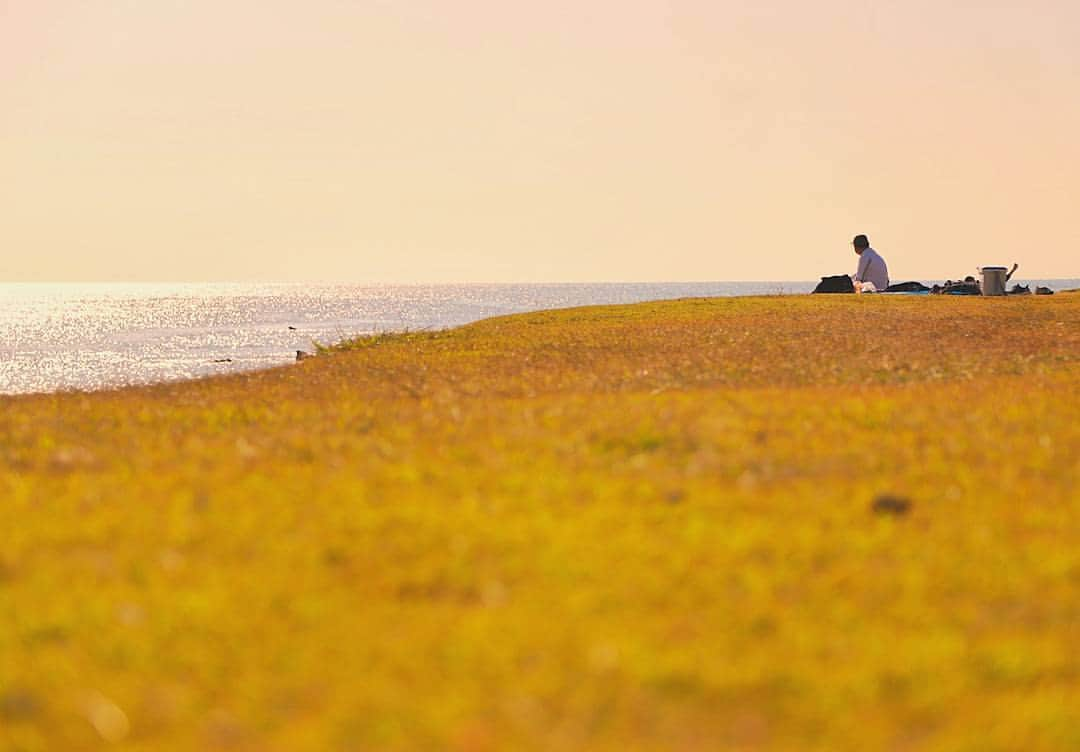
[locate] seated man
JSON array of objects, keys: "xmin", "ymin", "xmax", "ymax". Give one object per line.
[{"xmin": 852, "ymin": 234, "xmax": 889, "ymax": 292}]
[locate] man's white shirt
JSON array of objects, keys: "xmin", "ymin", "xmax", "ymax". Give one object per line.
[{"xmin": 855, "ymin": 247, "xmax": 889, "ymax": 292}]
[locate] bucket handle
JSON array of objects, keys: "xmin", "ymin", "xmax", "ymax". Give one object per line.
[{"xmin": 976, "ymin": 263, "xmax": 1019, "ymax": 281}]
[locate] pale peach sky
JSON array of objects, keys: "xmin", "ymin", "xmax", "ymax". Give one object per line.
[{"xmin": 2, "ymin": 1, "xmax": 1078, "ymax": 282}]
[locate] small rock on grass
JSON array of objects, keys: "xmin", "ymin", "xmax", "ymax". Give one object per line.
[
  {"xmin": 872, "ymin": 494, "xmax": 912, "ymax": 516},
  {"xmin": 1, "ymin": 688, "xmax": 42, "ymax": 720}
]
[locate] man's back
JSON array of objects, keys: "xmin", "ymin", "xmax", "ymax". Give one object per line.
[{"xmin": 856, "ymin": 246, "xmax": 889, "ymax": 291}]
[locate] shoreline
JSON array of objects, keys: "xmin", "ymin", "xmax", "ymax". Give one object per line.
[
  {"xmin": 1, "ymin": 282, "xmax": 818, "ymax": 397},
  {"xmin": 3, "ymin": 287, "xmax": 1077, "ymax": 399}
]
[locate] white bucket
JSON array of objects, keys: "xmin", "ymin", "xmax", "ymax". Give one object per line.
[{"xmin": 980, "ymin": 266, "xmax": 1008, "ymax": 296}]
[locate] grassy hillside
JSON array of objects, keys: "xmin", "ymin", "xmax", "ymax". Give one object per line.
[{"xmin": 2, "ymin": 294, "xmax": 1079, "ymax": 751}]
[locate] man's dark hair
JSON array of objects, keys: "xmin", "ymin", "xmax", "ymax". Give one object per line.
[{"xmin": 853, "ymin": 234, "xmax": 870, "ymax": 250}]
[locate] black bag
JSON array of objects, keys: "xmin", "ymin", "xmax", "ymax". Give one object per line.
[
  {"xmin": 812, "ymin": 274, "xmax": 855, "ymax": 294},
  {"xmin": 885, "ymin": 281, "xmax": 930, "ymax": 293}
]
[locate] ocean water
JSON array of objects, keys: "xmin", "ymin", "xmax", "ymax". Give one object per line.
[{"xmin": 0, "ymin": 281, "xmax": 812, "ymax": 395}]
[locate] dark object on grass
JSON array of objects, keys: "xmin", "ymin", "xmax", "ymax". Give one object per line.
[
  {"xmin": 0, "ymin": 688, "xmax": 41, "ymax": 721},
  {"xmin": 296, "ymin": 350, "xmax": 315, "ymax": 361},
  {"xmin": 288, "ymin": 326, "xmax": 297, "ymax": 330},
  {"xmin": 871, "ymin": 494, "xmax": 912, "ymax": 516},
  {"xmin": 885, "ymin": 281, "xmax": 931, "ymax": 293},
  {"xmin": 946, "ymin": 285, "xmax": 981, "ymax": 295},
  {"xmin": 1008, "ymin": 284, "xmax": 1031, "ymax": 295},
  {"xmin": 933, "ymin": 280, "xmax": 981, "ymax": 295},
  {"xmin": 1036, "ymin": 286, "xmax": 1054, "ymax": 295},
  {"xmin": 812, "ymin": 275, "xmax": 855, "ymax": 294},
  {"xmin": 665, "ymin": 490, "xmax": 685, "ymax": 504},
  {"xmin": 212, "ymin": 358, "xmax": 233, "ymax": 363}
]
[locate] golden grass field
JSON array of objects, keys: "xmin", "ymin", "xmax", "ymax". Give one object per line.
[{"xmin": 2, "ymin": 294, "xmax": 1078, "ymax": 751}]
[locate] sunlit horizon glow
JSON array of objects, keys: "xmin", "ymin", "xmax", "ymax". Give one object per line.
[{"xmin": 3, "ymin": 1, "xmax": 1078, "ymax": 283}]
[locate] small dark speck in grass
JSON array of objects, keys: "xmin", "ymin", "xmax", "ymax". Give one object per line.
[
  {"xmin": 0, "ymin": 688, "xmax": 42, "ymax": 720},
  {"xmin": 872, "ymin": 495, "xmax": 912, "ymax": 516},
  {"xmin": 25, "ymin": 625, "xmax": 69, "ymax": 645}
]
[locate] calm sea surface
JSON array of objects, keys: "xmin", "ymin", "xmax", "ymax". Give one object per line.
[{"xmin": 2, "ymin": 280, "xmax": 1076, "ymax": 395}]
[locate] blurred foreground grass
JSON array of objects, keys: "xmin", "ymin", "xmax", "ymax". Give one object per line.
[{"xmin": 2, "ymin": 294, "xmax": 1079, "ymax": 751}]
